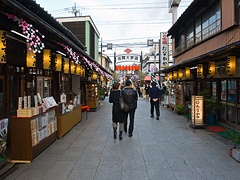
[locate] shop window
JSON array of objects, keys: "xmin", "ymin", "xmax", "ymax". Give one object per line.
[
  {"xmin": 0, "ymin": 77, "xmax": 4, "ymax": 118},
  {"xmin": 195, "ymin": 17, "xmax": 202, "ymax": 43},
  {"xmin": 219, "ymin": 105, "xmax": 226, "ymax": 121},
  {"xmin": 186, "ymin": 23, "xmax": 194, "ymax": 48},
  {"xmin": 212, "ymin": 82, "xmax": 216, "ymax": 98},
  {"xmin": 8, "ymin": 75, "xmax": 18, "ymax": 111},
  {"xmin": 227, "ymin": 106, "xmax": 236, "ymax": 123},
  {"xmin": 228, "ymin": 80, "xmax": 236, "ymax": 103},
  {"xmin": 221, "ymin": 80, "xmax": 227, "ymax": 101},
  {"xmin": 44, "ymin": 79, "xmax": 51, "ymax": 98}
]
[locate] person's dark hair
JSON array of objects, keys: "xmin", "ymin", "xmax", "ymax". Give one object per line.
[
  {"xmin": 113, "ymin": 82, "xmax": 120, "ymax": 90},
  {"xmin": 125, "ymin": 80, "xmax": 132, "ymax": 86},
  {"xmin": 151, "ymin": 82, "xmax": 157, "ymax": 87}
]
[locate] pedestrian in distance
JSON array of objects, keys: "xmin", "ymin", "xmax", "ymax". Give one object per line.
[
  {"xmin": 149, "ymin": 82, "xmax": 161, "ymax": 120},
  {"xmin": 145, "ymin": 84, "xmax": 150, "ymax": 102},
  {"xmin": 109, "ymin": 82, "xmax": 125, "ymax": 140},
  {"xmin": 122, "ymin": 80, "xmax": 138, "ymax": 137},
  {"xmin": 141, "ymin": 86, "xmax": 146, "ymax": 99}
]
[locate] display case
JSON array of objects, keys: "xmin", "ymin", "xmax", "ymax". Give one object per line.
[
  {"xmin": 169, "ymin": 83, "xmax": 184, "ymax": 110},
  {"xmin": 9, "ymin": 108, "xmax": 57, "ymax": 163},
  {"xmin": 86, "ymin": 84, "xmax": 99, "ymax": 109}
]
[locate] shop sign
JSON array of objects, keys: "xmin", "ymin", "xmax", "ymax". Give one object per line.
[
  {"xmin": 80, "ymin": 65, "xmax": 85, "ymax": 77},
  {"xmin": 191, "ymin": 96, "xmax": 204, "ymax": 127},
  {"xmin": 55, "ymin": 54, "xmax": 62, "ymax": 71},
  {"xmin": 43, "ymin": 49, "xmax": 51, "ymax": 70},
  {"xmin": 173, "ymin": 71, "xmax": 177, "ymax": 80},
  {"xmin": 70, "ymin": 61, "xmax": 75, "ymax": 74},
  {"xmin": 178, "ymin": 69, "xmax": 183, "ymax": 79},
  {"xmin": 169, "ymin": 72, "xmax": 173, "ymax": 81},
  {"xmin": 117, "ymin": 54, "xmax": 140, "ymax": 62},
  {"xmin": 227, "ymin": 56, "xmax": 236, "ymax": 75},
  {"xmin": 208, "ymin": 61, "xmax": 215, "ymax": 77},
  {"xmin": 64, "ymin": 58, "xmax": 69, "ymax": 74},
  {"xmin": 215, "ymin": 61, "xmax": 227, "ymax": 77},
  {"xmin": 160, "ymin": 32, "xmax": 169, "ymax": 68},
  {"xmin": 0, "ymin": 30, "xmax": 6, "ymax": 63},
  {"xmin": 26, "ymin": 49, "xmax": 36, "ymax": 67},
  {"xmin": 197, "ymin": 64, "xmax": 203, "ymax": 78},
  {"xmin": 185, "ymin": 67, "xmax": 190, "ymax": 79}
]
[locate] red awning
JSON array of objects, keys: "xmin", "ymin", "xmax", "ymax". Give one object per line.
[{"xmin": 144, "ymin": 75, "xmax": 159, "ymax": 81}]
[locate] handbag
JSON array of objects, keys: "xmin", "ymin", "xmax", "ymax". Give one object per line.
[{"xmin": 119, "ymin": 90, "xmax": 129, "ymax": 112}]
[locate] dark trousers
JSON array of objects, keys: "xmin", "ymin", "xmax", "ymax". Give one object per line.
[
  {"xmin": 124, "ymin": 110, "xmax": 135, "ymax": 134},
  {"xmin": 150, "ymin": 99, "xmax": 160, "ymax": 117}
]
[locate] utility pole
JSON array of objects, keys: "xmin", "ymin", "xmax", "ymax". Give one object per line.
[{"xmin": 101, "ymin": 38, "xmax": 103, "ymax": 66}]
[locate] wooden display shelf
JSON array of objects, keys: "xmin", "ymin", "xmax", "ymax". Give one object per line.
[
  {"xmin": 9, "ymin": 108, "xmax": 57, "ymax": 162},
  {"xmin": 57, "ymin": 105, "xmax": 82, "ymax": 138}
]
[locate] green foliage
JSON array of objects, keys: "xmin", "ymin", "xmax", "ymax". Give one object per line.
[
  {"xmin": 164, "ymin": 91, "xmax": 169, "ymax": 95},
  {"xmin": 205, "ymin": 96, "xmax": 223, "ymax": 114},
  {"xmin": 199, "ymin": 89, "xmax": 211, "ymax": 97},
  {"xmin": 112, "ymin": 71, "xmax": 119, "ymax": 82},
  {"xmin": 226, "ymin": 129, "xmax": 240, "ymax": 149},
  {"xmin": 175, "ymin": 104, "xmax": 185, "ymax": 113},
  {"xmin": 98, "ymin": 85, "xmax": 105, "ymax": 99}
]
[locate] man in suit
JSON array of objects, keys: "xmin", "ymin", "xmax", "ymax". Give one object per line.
[{"xmin": 149, "ymin": 82, "xmax": 161, "ymax": 120}]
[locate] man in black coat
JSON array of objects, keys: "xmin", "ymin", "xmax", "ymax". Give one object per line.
[
  {"xmin": 122, "ymin": 80, "xmax": 138, "ymax": 137},
  {"xmin": 149, "ymin": 82, "xmax": 161, "ymax": 120}
]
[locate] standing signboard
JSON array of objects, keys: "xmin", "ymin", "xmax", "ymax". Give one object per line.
[{"xmin": 191, "ymin": 96, "xmax": 204, "ymax": 128}]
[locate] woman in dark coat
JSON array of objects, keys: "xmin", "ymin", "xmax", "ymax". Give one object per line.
[{"xmin": 109, "ymin": 82, "xmax": 125, "ymax": 140}]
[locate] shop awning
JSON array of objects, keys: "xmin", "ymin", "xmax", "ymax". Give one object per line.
[{"xmin": 144, "ymin": 75, "xmax": 159, "ymax": 81}]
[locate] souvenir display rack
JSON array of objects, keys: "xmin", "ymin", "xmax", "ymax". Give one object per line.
[
  {"xmin": 9, "ymin": 108, "xmax": 57, "ymax": 163},
  {"xmin": 86, "ymin": 84, "xmax": 99, "ymax": 109}
]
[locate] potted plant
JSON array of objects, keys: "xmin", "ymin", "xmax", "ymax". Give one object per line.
[
  {"xmin": 226, "ymin": 129, "xmax": 240, "ymax": 159},
  {"xmin": 205, "ymin": 96, "xmax": 223, "ymax": 124},
  {"xmin": 175, "ymin": 104, "xmax": 185, "ymax": 115},
  {"xmin": 98, "ymin": 85, "xmax": 105, "ymax": 101}
]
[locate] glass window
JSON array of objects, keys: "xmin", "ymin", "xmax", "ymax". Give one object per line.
[
  {"xmin": 212, "ymin": 82, "xmax": 216, "ymax": 98},
  {"xmin": 186, "ymin": 23, "xmax": 194, "ymax": 48},
  {"xmin": 9, "ymin": 75, "xmax": 18, "ymax": 110},
  {"xmin": 219, "ymin": 105, "xmax": 226, "ymax": 121},
  {"xmin": 227, "ymin": 106, "xmax": 236, "ymax": 123},
  {"xmin": 221, "ymin": 80, "xmax": 226, "ymax": 101},
  {"xmin": 228, "ymin": 80, "xmax": 236, "ymax": 103},
  {"xmin": 0, "ymin": 78, "xmax": 3, "ymax": 118},
  {"xmin": 195, "ymin": 18, "xmax": 201, "ymax": 43}
]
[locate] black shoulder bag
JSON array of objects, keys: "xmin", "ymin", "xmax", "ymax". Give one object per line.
[{"xmin": 119, "ymin": 90, "xmax": 129, "ymax": 112}]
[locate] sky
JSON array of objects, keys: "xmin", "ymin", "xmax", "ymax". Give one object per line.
[{"xmin": 36, "ymin": 0, "xmax": 193, "ymax": 61}]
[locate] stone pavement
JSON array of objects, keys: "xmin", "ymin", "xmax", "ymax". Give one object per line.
[{"xmin": 3, "ymin": 97, "xmax": 240, "ymax": 180}]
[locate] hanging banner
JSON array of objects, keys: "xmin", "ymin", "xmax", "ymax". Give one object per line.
[{"xmin": 160, "ymin": 32, "xmax": 169, "ymax": 68}]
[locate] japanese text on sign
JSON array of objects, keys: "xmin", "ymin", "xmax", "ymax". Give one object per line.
[{"xmin": 160, "ymin": 32, "xmax": 169, "ymax": 68}]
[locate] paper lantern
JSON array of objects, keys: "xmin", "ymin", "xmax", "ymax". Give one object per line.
[
  {"xmin": 208, "ymin": 61, "xmax": 215, "ymax": 77},
  {"xmin": 178, "ymin": 69, "xmax": 183, "ymax": 79},
  {"xmin": 64, "ymin": 58, "xmax": 69, "ymax": 74},
  {"xmin": 76, "ymin": 64, "xmax": 80, "ymax": 75},
  {"xmin": 165, "ymin": 74, "xmax": 168, "ymax": 81},
  {"xmin": 185, "ymin": 67, "xmax": 190, "ymax": 79},
  {"xmin": 26, "ymin": 49, "xmax": 36, "ymax": 67},
  {"xmin": 130, "ymin": 65, "xmax": 133, "ymax": 71},
  {"xmin": 169, "ymin": 72, "xmax": 173, "ymax": 81},
  {"xmin": 227, "ymin": 56, "xmax": 236, "ymax": 75},
  {"xmin": 55, "ymin": 54, "xmax": 62, "ymax": 71},
  {"xmin": 80, "ymin": 65, "xmax": 85, "ymax": 77},
  {"xmin": 92, "ymin": 72, "xmax": 97, "ymax": 80},
  {"xmin": 138, "ymin": 65, "xmax": 140, "ymax": 70},
  {"xmin": 116, "ymin": 66, "xmax": 119, "ymax": 71},
  {"xmin": 100, "ymin": 75, "xmax": 104, "ymax": 81},
  {"xmin": 197, "ymin": 64, "xmax": 204, "ymax": 78},
  {"xmin": 43, "ymin": 49, "xmax": 51, "ymax": 69},
  {"xmin": 173, "ymin": 71, "xmax": 178, "ymax": 80},
  {"xmin": 0, "ymin": 30, "xmax": 6, "ymax": 63},
  {"xmin": 71, "ymin": 61, "xmax": 75, "ymax": 74}
]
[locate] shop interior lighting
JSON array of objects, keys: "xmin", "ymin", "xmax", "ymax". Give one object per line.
[
  {"xmin": 56, "ymin": 51, "xmax": 66, "ymax": 56},
  {"xmin": 190, "ymin": 66, "xmax": 197, "ymax": 70},
  {"xmin": 11, "ymin": 30, "xmax": 28, "ymax": 39}
]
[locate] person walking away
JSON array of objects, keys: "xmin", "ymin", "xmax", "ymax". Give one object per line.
[
  {"xmin": 149, "ymin": 82, "xmax": 161, "ymax": 120},
  {"xmin": 122, "ymin": 80, "xmax": 138, "ymax": 137},
  {"xmin": 109, "ymin": 82, "xmax": 125, "ymax": 140},
  {"xmin": 145, "ymin": 84, "xmax": 150, "ymax": 102},
  {"xmin": 141, "ymin": 86, "xmax": 145, "ymax": 99}
]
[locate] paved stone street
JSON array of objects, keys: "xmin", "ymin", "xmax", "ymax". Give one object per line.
[{"xmin": 4, "ymin": 98, "xmax": 240, "ymax": 180}]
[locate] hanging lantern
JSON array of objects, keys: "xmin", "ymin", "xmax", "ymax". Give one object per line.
[
  {"xmin": 80, "ymin": 65, "xmax": 85, "ymax": 77},
  {"xmin": 227, "ymin": 56, "xmax": 236, "ymax": 75},
  {"xmin": 185, "ymin": 67, "xmax": 190, "ymax": 79},
  {"xmin": 43, "ymin": 49, "xmax": 51, "ymax": 69},
  {"xmin": 173, "ymin": 71, "xmax": 178, "ymax": 80},
  {"xmin": 64, "ymin": 58, "xmax": 69, "ymax": 74},
  {"xmin": 76, "ymin": 64, "xmax": 80, "ymax": 75},
  {"xmin": 0, "ymin": 30, "xmax": 6, "ymax": 63},
  {"xmin": 92, "ymin": 72, "xmax": 97, "ymax": 80},
  {"xmin": 100, "ymin": 75, "xmax": 104, "ymax": 81},
  {"xmin": 116, "ymin": 66, "xmax": 119, "ymax": 71},
  {"xmin": 178, "ymin": 69, "xmax": 183, "ymax": 79},
  {"xmin": 208, "ymin": 61, "xmax": 215, "ymax": 77},
  {"xmin": 26, "ymin": 49, "xmax": 36, "ymax": 67},
  {"xmin": 55, "ymin": 54, "xmax": 62, "ymax": 71},
  {"xmin": 71, "ymin": 61, "xmax": 75, "ymax": 74},
  {"xmin": 197, "ymin": 64, "xmax": 204, "ymax": 78},
  {"xmin": 169, "ymin": 72, "xmax": 173, "ymax": 81},
  {"xmin": 165, "ymin": 74, "xmax": 168, "ymax": 81}
]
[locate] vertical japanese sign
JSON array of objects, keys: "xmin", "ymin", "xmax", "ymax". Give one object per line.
[
  {"xmin": 191, "ymin": 96, "xmax": 204, "ymax": 127},
  {"xmin": 197, "ymin": 64, "xmax": 204, "ymax": 78},
  {"xmin": 160, "ymin": 32, "xmax": 169, "ymax": 68}
]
